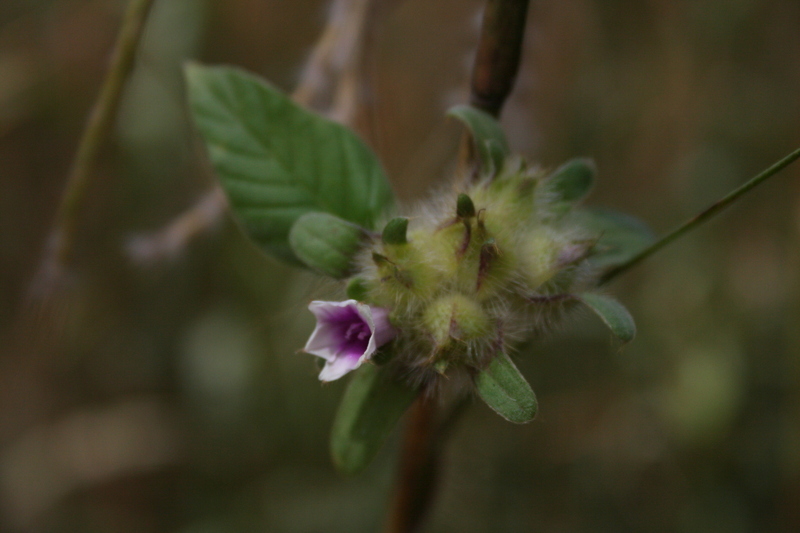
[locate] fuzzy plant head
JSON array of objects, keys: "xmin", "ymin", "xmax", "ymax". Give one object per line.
[
  {"xmin": 347, "ymin": 158, "xmax": 601, "ymax": 387},
  {"xmin": 288, "ymin": 107, "xmax": 644, "ymax": 395},
  {"xmin": 186, "ymin": 67, "xmax": 653, "ymax": 474}
]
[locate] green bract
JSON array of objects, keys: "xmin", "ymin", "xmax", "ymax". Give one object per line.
[
  {"xmin": 546, "ymin": 158, "xmax": 596, "ymax": 206},
  {"xmin": 476, "ymin": 352, "xmax": 538, "ymax": 423},
  {"xmin": 447, "ymin": 104, "xmax": 509, "ymax": 176},
  {"xmin": 571, "ymin": 207, "xmax": 656, "ymax": 271},
  {"xmin": 381, "ymin": 217, "xmax": 409, "ymax": 245},
  {"xmin": 578, "ymin": 292, "xmax": 637, "ymax": 343}
]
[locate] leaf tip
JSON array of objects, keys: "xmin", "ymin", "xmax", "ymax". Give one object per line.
[
  {"xmin": 578, "ymin": 292, "xmax": 636, "ymax": 344},
  {"xmin": 475, "ymin": 352, "xmax": 538, "ymax": 424}
]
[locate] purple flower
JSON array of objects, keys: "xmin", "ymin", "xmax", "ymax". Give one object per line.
[{"xmin": 304, "ymin": 300, "xmax": 397, "ymax": 381}]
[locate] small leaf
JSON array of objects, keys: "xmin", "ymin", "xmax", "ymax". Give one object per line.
[
  {"xmin": 475, "ymin": 352, "xmax": 537, "ymax": 424},
  {"xmin": 185, "ymin": 63, "xmax": 394, "ymax": 264},
  {"xmin": 346, "ymin": 277, "xmax": 370, "ymax": 301},
  {"xmin": 456, "ymin": 194, "xmax": 476, "ymax": 218},
  {"xmin": 382, "ymin": 217, "xmax": 408, "ymax": 245},
  {"xmin": 484, "ymin": 139, "xmax": 507, "ymax": 175},
  {"xmin": 572, "ymin": 207, "xmax": 656, "ymax": 270},
  {"xmin": 331, "ymin": 364, "xmax": 419, "ymax": 474},
  {"xmin": 546, "ymin": 158, "xmax": 596, "ymax": 205},
  {"xmin": 447, "ymin": 105, "xmax": 509, "ymax": 176},
  {"xmin": 577, "ymin": 292, "xmax": 636, "ymax": 343},
  {"xmin": 288, "ymin": 213, "xmax": 367, "ymax": 278}
]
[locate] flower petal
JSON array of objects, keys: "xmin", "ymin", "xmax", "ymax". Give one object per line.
[
  {"xmin": 304, "ymin": 300, "xmax": 359, "ymax": 360},
  {"xmin": 303, "ymin": 320, "xmax": 339, "ymax": 361},
  {"xmin": 308, "ymin": 299, "xmax": 358, "ymax": 322},
  {"xmin": 364, "ymin": 305, "xmax": 396, "ymax": 348},
  {"xmin": 319, "ymin": 354, "xmax": 362, "ymax": 382},
  {"xmin": 303, "ymin": 300, "xmax": 397, "ymax": 381}
]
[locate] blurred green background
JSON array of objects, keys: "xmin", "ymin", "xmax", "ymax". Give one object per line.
[{"xmin": 1, "ymin": 0, "xmax": 800, "ymax": 531}]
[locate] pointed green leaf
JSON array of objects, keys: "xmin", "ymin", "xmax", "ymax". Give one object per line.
[
  {"xmin": 288, "ymin": 212, "xmax": 368, "ymax": 278},
  {"xmin": 346, "ymin": 277, "xmax": 370, "ymax": 301},
  {"xmin": 185, "ymin": 63, "xmax": 394, "ymax": 264},
  {"xmin": 456, "ymin": 194, "xmax": 476, "ymax": 218},
  {"xmin": 475, "ymin": 352, "xmax": 537, "ymax": 424},
  {"xmin": 572, "ymin": 207, "xmax": 656, "ymax": 270},
  {"xmin": 578, "ymin": 292, "xmax": 636, "ymax": 343},
  {"xmin": 331, "ymin": 364, "xmax": 419, "ymax": 474},
  {"xmin": 546, "ymin": 158, "xmax": 596, "ymax": 205},
  {"xmin": 484, "ymin": 139, "xmax": 507, "ymax": 175},
  {"xmin": 447, "ymin": 105, "xmax": 509, "ymax": 175},
  {"xmin": 381, "ymin": 217, "xmax": 408, "ymax": 245}
]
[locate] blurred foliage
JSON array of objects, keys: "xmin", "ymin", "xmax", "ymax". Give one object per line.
[{"xmin": 1, "ymin": 0, "xmax": 799, "ymax": 531}]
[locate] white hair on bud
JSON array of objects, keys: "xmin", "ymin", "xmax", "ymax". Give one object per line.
[{"xmin": 342, "ymin": 156, "xmax": 603, "ymax": 392}]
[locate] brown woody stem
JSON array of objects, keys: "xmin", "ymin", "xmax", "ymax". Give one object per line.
[
  {"xmin": 384, "ymin": 397, "xmax": 438, "ymax": 533},
  {"xmin": 470, "ymin": 0, "xmax": 530, "ymax": 117},
  {"xmin": 386, "ymin": 2, "xmax": 532, "ymax": 530}
]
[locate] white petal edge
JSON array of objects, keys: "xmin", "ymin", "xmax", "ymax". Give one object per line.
[
  {"xmin": 303, "ymin": 320, "xmax": 338, "ymax": 361},
  {"xmin": 319, "ymin": 356, "xmax": 363, "ymax": 382}
]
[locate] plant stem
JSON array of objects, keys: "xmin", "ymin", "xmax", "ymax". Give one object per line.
[
  {"xmin": 601, "ymin": 147, "xmax": 800, "ymax": 284},
  {"xmin": 385, "ymin": 3, "xmax": 532, "ymax": 530},
  {"xmin": 470, "ymin": 0, "xmax": 530, "ymax": 117},
  {"xmin": 458, "ymin": 0, "xmax": 529, "ymax": 183},
  {"xmin": 47, "ymin": 0, "xmax": 157, "ymax": 268},
  {"xmin": 385, "ymin": 397, "xmax": 438, "ymax": 533}
]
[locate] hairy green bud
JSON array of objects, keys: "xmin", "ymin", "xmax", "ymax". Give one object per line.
[
  {"xmin": 422, "ymin": 293, "xmax": 492, "ymax": 349},
  {"xmin": 337, "ymin": 154, "xmax": 634, "ymax": 387}
]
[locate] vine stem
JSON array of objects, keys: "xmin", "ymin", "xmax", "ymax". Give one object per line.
[
  {"xmin": 37, "ymin": 0, "xmax": 156, "ymax": 274},
  {"xmin": 384, "ymin": 395, "xmax": 471, "ymax": 533},
  {"xmin": 470, "ymin": 0, "xmax": 530, "ymax": 117},
  {"xmin": 386, "ymin": 1, "xmax": 530, "ymax": 531},
  {"xmin": 459, "ymin": 0, "xmax": 529, "ymax": 181},
  {"xmin": 384, "ymin": 398, "xmax": 437, "ymax": 533},
  {"xmin": 601, "ymin": 146, "xmax": 800, "ymax": 284}
]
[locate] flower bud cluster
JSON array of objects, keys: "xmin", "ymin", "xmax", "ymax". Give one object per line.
[{"xmin": 349, "ymin": 159, "xmax": 596, "ymax": 386}]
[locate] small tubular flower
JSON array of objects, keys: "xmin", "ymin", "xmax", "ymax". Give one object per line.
[{"xmin": 304, "ymin": 300, "xmax": 397, "ymax": 381}]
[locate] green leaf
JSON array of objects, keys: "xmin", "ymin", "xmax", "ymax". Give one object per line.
[
  {"xmin": 447, "ymin": 105, "xmax": 509, "ymax": 176},
  {"xmin": 577, "ymin": 292, "xmax": 636, "ymax": 343},
  {"xmin": 572, "ymin": 207, "xmax": 656, "ymax": 270},
  {"xmin": 381, "ymin": 217, "xmax": 408, "ymax": 245},
  {"xmin": 331, "ymin": 364, "xmax": 419, "ymax": 474},
  {"xmin": 475, "ymin": 352, "xmax": 537, "ymax": 424},
  {"xmin": 546, "ymin": 158, "xmax": 596, "ymax": 205},
  {"xmin": 456, "ymin": 194, "xmax": 476, "ymax": 218},
  {"xmin": 484, "ymin": 139, "xmax": 507, "ymax": 174},
  {"xmin": 346, "ymin": 277, "xmax": 370, "ymax": 301},
  {"xmin": 185, "ymin": 63, "xmax": 394, "ymax": 264},
  {"xmin": 288, "ymin": 212, "xmax": 368, "ymax": 278}
]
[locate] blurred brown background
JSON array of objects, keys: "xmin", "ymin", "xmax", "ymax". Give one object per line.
[{"xmin": 1, "ymin": 0, "xmax": 800, "ymax": 531}]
